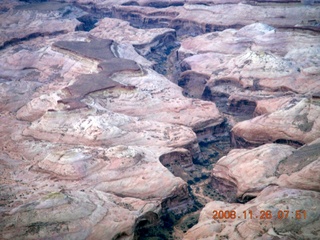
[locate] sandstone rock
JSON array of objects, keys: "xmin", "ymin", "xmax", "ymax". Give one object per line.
[
  {"xmin": 0, "ymin": 132, "xmax": 193, "ymax": 239},
  {"xmin": 176, "ymin": 22, "xmax": 320, "ymax": 130},
  {"xmin": 0, "ymin": 2, "xmax": 82, "ymax": 49},
  {"xmin": 254, "ymin": 96, "xmax": 297, "ymax": 115},
  {"xmin": 232, "ymin": 98, "xmax": 320, "ymax": 146},
  {"xmin": 179, "ymin": 23, "xmax": 320, "ymax": 96},
  {"xmin": 1, "ymin": 189, "xmax": 161, "ymax": 240},
  {"xmin": 0, "ymin": 35, "xmax": 99, "ymax": 82},
  {"xmin": 37, "ymin": 148, "xmax": 102, "ymax": 180},
  {"xmin": 210, "ymin": 136, "xmax": 320, "ymax": 203},
  {"xmin": 16, "ymin": 35, "xmax": 221, "ymax": 149},
  {"xmin": 159, "ymin": 148, "xmax": 194, "ymax": 181},
  {"xmin": 278, "ymin": 158, "xmax": 320, "ymax": 192},
  {"xmin": 88, "ymin": 69, "xmax": 223, "ymax": 131},
  {"xmin": 90, "ymin": 17, "xmax": 176, "ymax": 56},
  {"xmin": 210, "ymin": 143, "xmax": 295, "ymax": 201},
  {"xmin": 90, "ymin": 16, "xmax": 179, "ymax": 74},
  {"xmin": 0, "ymin": 0, "xmax": 22, "ymax": 12},
  {"xmin": 108, "ymin": 2, "xmax": 320, "ymax": 35},
  {"xmin": 184, "ymin": 186, "xmax": 320, "ymax": 240},
  {"xmin": 0, "ymin": 80, "xmax": 42, "ymax": 113},
  {"xmin": 277, "ymin": 137, "xmax": 320, "ymax": 192},
  {"xmin": 9, "ymin": 34, "xmax": 151, "ymax": 120}
]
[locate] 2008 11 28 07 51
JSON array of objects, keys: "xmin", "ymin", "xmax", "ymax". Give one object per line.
[{"xmin": 212, "ymin": 210, "xmax": 307, "ymax": 220}]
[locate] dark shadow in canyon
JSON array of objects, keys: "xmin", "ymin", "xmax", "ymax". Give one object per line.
[
  {"xmin": 76, "ymin": 15, "xmax": 98, "ymax": 31},
  {"xmin": 134, "ymin": 121, "xmax": 231, "ymax": 239}
]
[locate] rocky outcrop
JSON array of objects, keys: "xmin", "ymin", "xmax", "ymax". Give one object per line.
[
  {"xmin": 90, "ymin": 17, "xmax": 179, "ymax": 74},
  {"xmin": 90, "ymin": 17, "xmax": 176, "ymax": 55},
  {"xmin": 232, "ymin": 98, "xmax": 320, "ymax": 146},
  {"xmin": 184, "ymin": 186, "xmax": 320, "ymax": 240},
  {"xmin": 197, "ymin": 137, "xmax": 320, "ymax": 238},
  {"xmin": 1, "ymin": 189, "xmax": 161, "ymax": 240},
  {"xmin": 210, "ymin": 143, "xmax": 295, "ymax": 201},
  {"xmin": 0, "ymin": 2, "xmax": 83, "ymax": 49},
  {"xmin": 179, "ymin": 22, "xmax": 320, "ymax": 99},
  {"xmin": 175, "ymin": 22, "xmax": 320, "ymax": 131},
  {"xmin": 178, "ymin": 1, "xmax": 320, "ymax": 239},
  {"xmin": 276, "ymin": 138, "xmax": 320, "ymax": 191},
  {"xmin": 109, "ymin": 2, "xmax": 320, "ymax": 34},
  {"xmin": 254, "ymin": 96, "xmax": 297, "ymax": 115},
  {"xmin": 210, "ymin": 137, "xmax": 320, "ymax": 199},
  {"xmin": 1, "ymin": 0, "xmax": 320, "ymax": 239},
  {"xmin": 177, "ymin": 6, "xmax": 320, "ymax": 239}
]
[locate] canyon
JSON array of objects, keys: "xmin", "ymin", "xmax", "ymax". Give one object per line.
[{"xmin": 0, "ymin": 0, "xmax": 320, "ymax": 239}]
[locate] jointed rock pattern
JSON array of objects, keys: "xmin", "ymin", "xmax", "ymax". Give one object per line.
[{"xmin": 1, "ymin": 0, "xmax": 320, "ymax": 239}]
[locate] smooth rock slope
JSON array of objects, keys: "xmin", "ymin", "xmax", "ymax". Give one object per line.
[{"xmin": 1, "ymin": 0, "xmax": 320, "ymax": 239}]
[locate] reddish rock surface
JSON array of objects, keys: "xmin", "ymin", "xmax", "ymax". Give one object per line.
[
  {"xmin": 90, "ymin": 17, "xmax": 176, "ymax": 54},
  {"xmin": 0, "ymin": 1, "xmax": 82, "ymax": 49},
  {"xmin": 232, "ymin": 98, "xmax": 320, "ymax": 146},
  {"xmin": 211, "ymin": 143, "xmax": 295, "ymax": 201},
  {"xmin": 1, "ymin": 0, "xmax": 320, "ymax": 239},
  {"xmin": 184, "ymin": 186, "xmax": 320, "ymax": 239},
  {"xmin": 179, "ymin": 23, "xmax": 320, "ymax": 99},
  {"xmin": 276, "ymin": 138, "xmax": 320, "ymax": 191}
]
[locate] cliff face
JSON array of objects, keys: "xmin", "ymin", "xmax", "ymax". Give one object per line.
[{"xmin": 1, "ymin": 0, "xmax": 320, "ymax": 239}]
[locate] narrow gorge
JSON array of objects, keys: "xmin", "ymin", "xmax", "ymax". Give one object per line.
[{"xmin": 0, "ymin": 0, "xmax": 320, "ymax": 239}]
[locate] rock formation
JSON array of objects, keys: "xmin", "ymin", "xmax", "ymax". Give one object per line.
[
  {"xmin": 185, "ymin": 186, "xmax": 320, "ymax": 239},
  {"xmin": 232, "ymin": 98, "xmax": 320, "ymax": 146},
  {"xmin": 1, "ymin": 0, "xmax": 320, "ymax": 239},
  {"xmin": 211, "ymin": 143, "xmax": 296, "ymax": 201},
  {"xmin": 0, "ymin": 1, "xmax": 223, "ymax": 239}
]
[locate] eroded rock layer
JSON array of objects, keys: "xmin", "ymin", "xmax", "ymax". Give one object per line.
[
  {"xmin": 185, "ymin": 186, "xmax": 320, "ymax": 239},
  {"xmin": 1, "ymin": 0, "xmax": 320, "ymax": 239}
]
